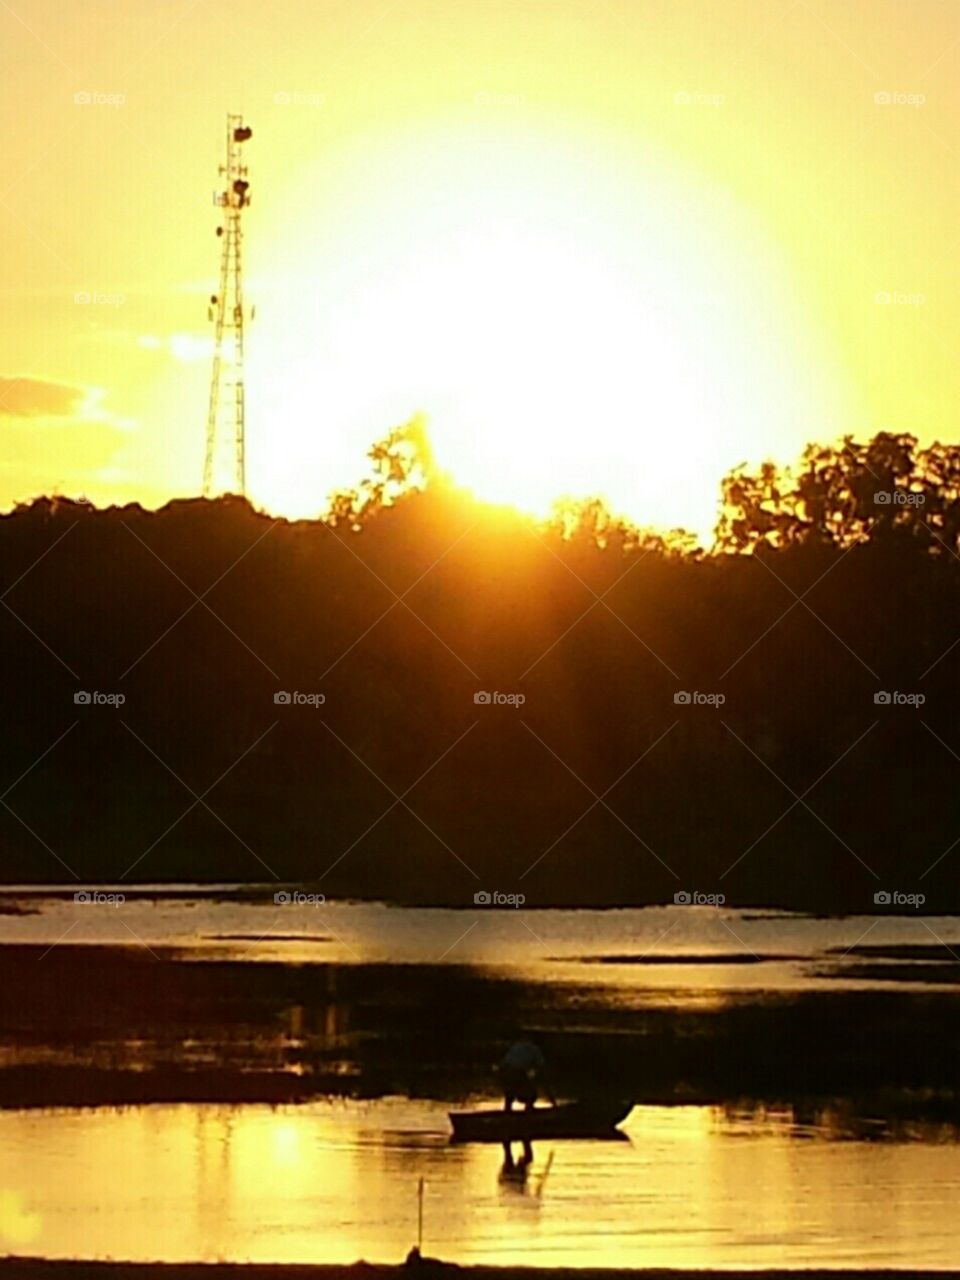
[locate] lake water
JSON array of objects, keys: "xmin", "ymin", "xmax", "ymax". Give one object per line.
[
  {"xmin": 3, "ymin": 886, "xmax": 959, "ymax": 996},
  {"xmin": 3, "ymin": 1098, "xmax": 960, "ymax": 1269},
  {"xmin": 3, "ymin": 889, "xmax": 960, "ymax": 1268}
]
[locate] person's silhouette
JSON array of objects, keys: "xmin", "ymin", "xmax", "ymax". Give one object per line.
[{"xmin": 499, "ymin": 1038, "xmax": 554, "ymax": 1111}]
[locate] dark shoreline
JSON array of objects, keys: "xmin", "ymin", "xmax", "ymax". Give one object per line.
[{"xmin": 1, "ymin": 1262, "xmax": 956, "ymax": 1279}]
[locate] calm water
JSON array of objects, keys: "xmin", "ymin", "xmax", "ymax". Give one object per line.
[
  {"xmin": 3, "ymin": 886, "xmax": 960, "ymax": 995},
  {"xmin": 3, "ymin": 1098, "xmax": 960, "ymax": 1268},
  {"xmin": 3, "ymin": 889, "xmax": 960, "ymax": 1267}
]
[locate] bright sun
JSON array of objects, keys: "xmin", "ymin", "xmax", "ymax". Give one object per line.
[{"xmin": 246, "ymin": 119, "xmax": 850, "ymax": 540}]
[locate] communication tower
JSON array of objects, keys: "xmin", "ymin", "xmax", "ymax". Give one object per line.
[{"xmin": 203, "ymin": 114, "xmax": 253, "ymax": 496}]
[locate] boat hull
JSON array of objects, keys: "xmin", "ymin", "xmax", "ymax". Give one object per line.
[{"xmin": 449, "ymin": 1100, "xmax": 633, "ymax": 1143}]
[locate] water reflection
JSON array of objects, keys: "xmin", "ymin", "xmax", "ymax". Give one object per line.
[
  {"xmin": 499, "ymin": 1139, "xmax": 534, "ymax": 1182},
  {"xmin": 5, "ymin": 943, "xmax": 960, "ymax": 1110},
  {"xmin": 498, "ymin": 1144, "xmax": 555, "ymax": 1204},
  {"xmin": 4, "ymin": 897, "xmax": 960, "ymax": 1267},
  {"xmin": 5, "ymin": 892, "xmax": 960, "ymax": 992},
  {"xmin": 4, "ymin": 1099, "xmax": 960, "ymax": 1268}
]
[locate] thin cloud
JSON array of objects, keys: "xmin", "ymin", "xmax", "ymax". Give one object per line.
[
  {"xmin": 0, "ymin": 377, "xmax": 86, "ymax": 419},
  {"xmin": 138, "ymin": 333, "xmax": 213, "ymax": 362}
]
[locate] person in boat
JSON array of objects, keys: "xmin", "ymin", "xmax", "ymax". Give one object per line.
[{"xmin": 499, "ymin": 1037, "xmax": 555, "ymax": 1112}]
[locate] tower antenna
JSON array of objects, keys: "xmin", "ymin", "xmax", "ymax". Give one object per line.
[{"xmin": 204, "ymin": 114, "xmax": 253, "ymax": 497}]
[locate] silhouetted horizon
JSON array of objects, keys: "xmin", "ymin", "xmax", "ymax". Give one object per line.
[{"xmin": 0, "ymin": 427, "xmax": 956, "ymax": 912}]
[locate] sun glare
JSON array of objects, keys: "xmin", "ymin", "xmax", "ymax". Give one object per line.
[{"xmin": 247, "ymin": 119, "xmax": 851, "ymax": 538}]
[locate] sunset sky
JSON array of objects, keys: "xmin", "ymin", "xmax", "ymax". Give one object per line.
[{"xmin": 2, "ymin": 0, "xmax": 958, "ymax": 537}]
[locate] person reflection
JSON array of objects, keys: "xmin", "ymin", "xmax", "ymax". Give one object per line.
[{"xmin": 499, "ymin": 1138, "xmax": 534, "ymax": 1189}]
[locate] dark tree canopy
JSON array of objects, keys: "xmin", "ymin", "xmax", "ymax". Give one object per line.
[
  {"xmin": 1, "ymin": 423, "xmax": 958, "ymax": 911},
  {"xmin": 716, "ymin": 431, "xmax": 960, "ymax": 555}
]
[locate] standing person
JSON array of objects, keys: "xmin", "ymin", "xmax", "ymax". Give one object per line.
[{"xmin": 499, "ymin": 1037, "xmax": 555, "ymax": 1112}]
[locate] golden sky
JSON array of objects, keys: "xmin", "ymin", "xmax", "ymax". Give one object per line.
[{"xmin": 2, "ymin": 0, "xmax": 958, "ymax": 537}]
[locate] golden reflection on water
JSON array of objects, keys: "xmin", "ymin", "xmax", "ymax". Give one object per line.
[
  {"xmin": 3, "ymin": 1100, "xmax": 960, "ymax": 1268},
  {"xmin": 0, "ymin": 1189, "xmax": 41, "ymax": 1246}
]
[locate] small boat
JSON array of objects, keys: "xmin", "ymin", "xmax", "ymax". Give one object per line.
[{"xmin": 449, "ymin": 1099, "xmax": 633, "ymax": 1143}]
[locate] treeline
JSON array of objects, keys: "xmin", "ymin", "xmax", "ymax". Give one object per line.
[
  {"xmin": 716, "ymin": 431, "xmax": 960, "ymax": 553},
  {"xmin": 0, "ymin": 426, "xmax": 959, "ymax": 910}
]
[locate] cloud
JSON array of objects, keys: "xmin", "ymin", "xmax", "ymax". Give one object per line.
[
  {"xmin": 0, "ymin": 375, "xmax": 131, "ymax": 507},
  {"xmin": 0, "ymin": 376, "xmax": 87, "ymax": 418},
  {"xmin": 138, "ymin": 333, "xmax": 213, "ymax": 362}
]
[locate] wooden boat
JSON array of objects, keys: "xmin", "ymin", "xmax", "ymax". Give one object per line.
[{"xmin": 449, "ymin": 1099, "xmax": 633, "ymax": 1143}]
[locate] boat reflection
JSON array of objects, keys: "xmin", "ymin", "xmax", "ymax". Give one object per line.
[{"xmin": 5, "ymin": 1098, "xmax": 960, "ymax": 1267}]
